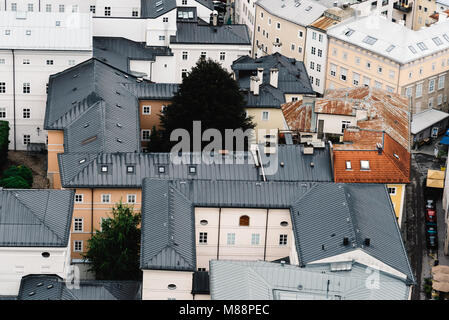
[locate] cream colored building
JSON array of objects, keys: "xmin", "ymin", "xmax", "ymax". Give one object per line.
[{"xmin": 326, "ymin": 14, "xmax": 449, "ymax": 114}]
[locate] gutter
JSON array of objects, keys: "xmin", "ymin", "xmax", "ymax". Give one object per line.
[
  {"xmin": 263, "ymin": 208, "xmax": 269, "ymax": 261},
  {"xmin": 12, "ymin": 49, "xmax": 16, "ymax": 150}
]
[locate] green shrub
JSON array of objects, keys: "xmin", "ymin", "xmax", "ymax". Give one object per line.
[
  {"xmin": 0, "ymin": 121, "xmax": 9, "ymax": 164},
  {"xmin": 2, "ymin": 165, "xmax": 33, "ymax": 185},
  {"xmin": 0, "ymin": 176, "xmax": 30, "ymax": 189}
]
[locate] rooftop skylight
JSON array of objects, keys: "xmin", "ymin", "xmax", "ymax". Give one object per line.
[
  {"xmin": 432, "ymin": 37, "xmax": 443, "ymax": 46},
  {"xmin": 416, "ymin": 42, "xmax": 428, "ymax": 51},
  {"xmin": 362, "ymin": 36, "xmax": 377, "ymax": 45}
]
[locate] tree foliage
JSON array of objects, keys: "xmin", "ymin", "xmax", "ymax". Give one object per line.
[
  {"xmin": 0, "ymin": 121, "xmax": 9, "ymax": 165},
  {"xmin": 151, "ymin": 58, "xmax": 254, "ymax": 152},
  {"xmin": 83, "ymin": 201, "xmax": 141, "ymax": 280},
  {"xmin": 0, "ymin": 175, "xmax": 30, "ymax": 189},
  {"xmin": 2, "ymin": 165, "xmax": 33, "ymax": 186}
]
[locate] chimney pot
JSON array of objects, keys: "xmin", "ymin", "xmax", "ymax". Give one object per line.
[{"xmin": 270, "ymin": 68, "xmax": 279, "ymax": 88}]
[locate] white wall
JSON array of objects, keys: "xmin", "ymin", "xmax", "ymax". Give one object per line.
[
  {"xmin": 145, "ymin": 10, "xmax": 177, "ymax": 46},
  {"xmin": 234, "ymin": 0, "xmax": 256, "ymax": 44},
  {"xmin": 0, "ymin": 246, "xmax": 70, "ymax": 296},
  {"xmin": 150, "ymin": 56, "xmax": 177, "ymax": 83},
  {"xmin": 316, "ymin": 113, "xmax": 357, "ymax": 135},
  {"xmin": 194, "ymin": 207, "xmax": 293, "ymax": 270},
  {"xmin": 0, "ymin": 49, "xmax": 92, "ymax": 150},
  {"xmin": 305, "ymin": 27, "xmax": 328, "ymax": 95},
  {"xmin": 176, "ymin": 0, "xmax": 213, "ymax": 21},
  {"xmin": 92, "ymin": 17, "xmax": 146, "ymax": 42},
  {"xmin": 142, "ymin": 270, "xmax": 193, "ymax": 300}
]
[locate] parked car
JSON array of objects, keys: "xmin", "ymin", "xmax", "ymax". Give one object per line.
[
  {"xmin": 427, "ymin": 234, "xmax": 438, "ymax": 250},
  {"xmin": 426, "ymin": 208, "xmax": 437, "ymax": 223}
]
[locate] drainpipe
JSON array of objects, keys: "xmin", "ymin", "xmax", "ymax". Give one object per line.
[
  {"xmin": 12, "ymin": 49, "xmax": 16, "ymax": 150},
  {"xmin": 217, "ymin": 208, "xmax": 222, "ymax": 260},
  {"xmin": 263, "ymin": 208, "xmax": 269, "ymax": 261},
  {"xmin": 91, "ymin": 188, "xmax": 94, "ymax": 235}
]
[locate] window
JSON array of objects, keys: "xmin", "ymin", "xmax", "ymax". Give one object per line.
[
  {"xmin": 298, "ymin": 30, "xmax": 303, "ymax": 38},
  {"xmin": 182, "ymin": 69, "xmax": 188, "ymax": 78},
  {"xmin": 312, "ymin": 32, "xmax": 317, "ymax": 40},
  {"xmin": 362, "ymin": 36, "xmax": 377, "ymax": 45},
  {"xmin": 416, "ymin": 83, "xmax": 423, "ymax": 98},
  {"xmin": 340, "ymin": 67, "xmax": 347, "ymax": 81},
  {"xmin": 56, "ymin": 21, "xmax": 61, "ymax": 27},
  {"xmin": 438, "ymin": 94, "xmax": 443, "ymax": 106},
  {"xmin": 345, "ymin": 161, "xmax": 352, "ymax": 170},
  {"xmin": 317, "ymin": 49, "xmax": 323, "ymax": 57},
  {"xmin": 377, "ymin": 66, "xmax": 383, "ymax": 74},
  {"xmin": 319, "ymin": 34, "xmax": 323, "ymax": 42},
  {"xmin": 298, "ymin": 46, "xmax": 302, "ymax": 53},
  {"xmin": 101, "ymin": 165, "xmax": 108, "ymax": 173},
  {"xmin": 68, "ymin": 60, "xmax": 75, "ymax": 66},
  {"xmin": 25, "ymin": 30, "xmax": 31, "ymax": 36},
  {"xmin": 438, "ymin": 75, "xmax": 445, "ymax": 90},
  {"xmin": 353, "ymin": 72, "xmax": 360, "ymax": 86},
  {"xmin": 142, "ymin": 130, "xmax": 151, "ymax": 141},
  {"xmin": 386, "ymin": 45, "xmax": 395, "ymax": 52},
  {"xmin": 309, "ymin": 76, "xmax": 314, "ymax": 84},
  {"xmin": 105, "ymin": 7, "xmax": 111, "ymax": 16},
  {"xmin": 127, "ymin": 166, "xmax": 135, "ymax": 174},
  {"xmin": 251, "ymin": 234, "xmax": 260, "ymax": 245},
  {"xmin": 332, "ymin": 48, "xmax": 337, "ymax": 56},
  {"xmin": 59, "ymin": 4, "xmax": 65, "ymax": 12},
  {"xmin": 429, "ymin": 97, "xmax": 434, "ymax": 108},
  {"xmin": 101, "ymin": 194, "xmax": 111, "ymax": 203},
  {"xmin": 405, "ymin": 86, "xmax": 413, "ymax": 98},
  {"xmin": 417, "ymin": 42, "xmax": 428, "ymax": 51},
  {"xmin": 239, "ymin": 215, "xmax": 250, "ymax": 226},
  {"xmin": 279, "ymin": 234, "xmax": 287, "ymax": 246},
  {"xmin": 276, "ymin": 22, "xmax": 281, "ymax": 29},
  {"xmin": 262, "ymin": 111, "xmax": 269, "ymax": 121},
  {"xmin": 46, "ymin": 60, "xmax": 54, "ymax": 65},
  {"xmin": 386, "ymin": 86, "xmax": 394, "ymax": 93},
  {"xmin": 11, "ymin": 3, "xmax": 17, "ymax": 11},
  {"xmin": 127, "ymin": 194, "xmax": 136, "ymax": 204},
  {"xmin": 330, "ymin": 64, "xmax": 337, "ymax": 77},
  {"xmin": 341, "ymin": 121, "xmax": 351, "ymax": 133},
  {"xmin": 90, "ymin": 5, "xmax": 96, "ymax": 13},
  {"xmin": 0, "ymin": 59, "xmax": 4, "ymax": 64},
  {"xmin": 182, "ymin": 51, "xmax": 188, "ymax": 60},
  {"xmin": 389, "ymin": 70, "xmax": 395, "ymax": 79},
  {"xmin": 143, "ymin": 105, "xmax": 151, "ymax": 115},
  {"xmin": 227, "ymin": 233, "xmax": 236, "ymax": 245},
  {"xmin": 220, "ymin": 52, "xmax": 226, "ymax": 61},
  {"xmin": 388, "ymin": 187, "xmax": 396, "ymax": 195},
  {"xmin": 74, "ymin": 241, "xmax": 83, "ymax": 252},
  {"xmin": 291, "ymin": 43, "xmax": 295, "ymax": 51},
  {"xmin": 311, "ymin": 47, "xmax": 316, "ymax": 55},
  {"xmin": 75, "ymin": 194, "xmax": 84, "ymax": 203},
  {"xmin": 200, "ymin": 52, "xmax": 206, "ymax": 59},
  {"xmin": 429, "ymin": 79, "xmax": 435, "ymax": 93},
  {"xmin": 0, "ymin": 108, "xmax": 5, "ymax": 118},
  {"xmin": 28, "ymin": 3, "xmax": 33, "ymax": 11},
  {"xmin": 374, "ymin": 81, "xmax": 382, "ymax": 89},
  {"xmin": 182, "ymin": 0, "xmax": 188, "ymax": 4},
  {"xmin": 158, "ymin": 166, "xmax": 166, "ymax": 174},
  {"xmin": 315, "ymin": 78, "xmax": 320, "ymax": 86},
  {"xmin": 72, "ymin": 5, "xmax": 78, "ymax": 12},
  {"xmin": 23, "ymin": 83, "xmax": 30, "ymax": 94},
  {"xmin": 132, "ymin": 8, "xmax": 138, "ymax": 16},
  {"xmin": 23, "ymin": 135, "xmax": 30, "ymax": 145},
  {"xmin": 159, "ymin": 35, "xmax": 165, "ymax": 41},
  {"xmin": 74, "ymin": 218, "xmax": 83, "ymax": 232},
  {"xmin": 316, "ymin": 64, "xmax": 321, "ymax": 73},
  {"xmin": 199, "ymin": 232, "xmax": 207, "ymax": 244},
  {"xmin": 23, "ymin": 59, "xmax": 30, "ymax": 65},
  {"xmin": 23, "ymin": 108, "xmax": 30, "ymax": 119},
  {"xmin": 366, "ymin": 61, "xmax": 371, "ymax": 69},
  {"xmin": 343, "ymin": 52, "xmax": 347, "ymax": 60},
  {"xmin": 360, "ymin": 160, "xmax": 370, "ymax": 170},
  {"xmin": 355, "ymin": 57, "xmax": 360, "ymax": 65},
  {"xmin": 310, "ymin": 61, "xmax": 315, "ymax": 70},
  {"xmin": 163, "ymin": 17, "xmax": 168, "ymax": 22}
]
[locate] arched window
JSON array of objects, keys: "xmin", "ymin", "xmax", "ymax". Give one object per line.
[{"xmin": 239, "ymin": 215, "xmax": 250, "ymax": 226}]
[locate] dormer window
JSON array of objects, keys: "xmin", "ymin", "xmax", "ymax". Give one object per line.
[
  {"xmin": 158, "ymin": 166, "xmax": 166, "ymax": 174},
  {"xmin": 189, "ymin": 166, "xmax": 197, "ymax": 174},
  {"xmin": 127, "ymin": 165, "xmax": 135, "ymax": 173},
  {"xmin": 101, "ymin": 165, "xmax": 108, "ymax": 173},
  {"xmin": 345, "ymin": 161, "xmax": 352, "ymax": 170}
]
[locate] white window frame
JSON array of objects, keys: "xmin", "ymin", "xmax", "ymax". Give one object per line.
[
  {"xmin": 279, "ymin": 234, "xmax": 288, "ymax": 246},
  {"xmin": 262, "ymin": 111, "xmax": 269, "ymax": 121},
  {"xmin": 127, "ymin": 194, "xmax": 136, "ymax": 204},
  {"xmin": 199, "ymin": 232, "xmax": 207, "ymax": 244},
  {"xmin": 73, "ymin": 240, "xmax": 83, "ymax": 252},
  {"xmin": 75, "ymin": 194, "xmax": 84, "ymax": 203},
  {"xmin": 360, "ymin": 160, "xmax": 370, "ymax": 170},
  {"xmin": 388, "ymin": 187, "xmax": 396, "ymax": 195},
  {"xmin": 74, "ymin": 218, "xmax": 83, "ymax": 232},
  {"xmin": 142, "ymin": 105, "xmax": 151, "ymax": 115},
  {"xmin": 438, "ymin": 75, "xmax": 445, "ymax": 90},
  {"xmin": 101, "ymin": 194, "xmax": 111, "ymax": 203},
  {"xmin": 227, "ymin": 233, "xmax": 236, "ymax": 245},
  {"xmin": 142, "ymin": 129, "xmax": 151, "ymax": 141},
  {"xmin": 251, "ymin": 233, "xmax": 260, "ymax": 245},
  {"xmin": 345, "ymin": 161, "xmax": 352, "ymax": 170}
]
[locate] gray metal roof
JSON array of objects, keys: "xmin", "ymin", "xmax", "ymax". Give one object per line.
[
  {"xmin": 93, "ymin": 37, "xmax": 172, "ymax": 74},
  {"xmin": 0, "ymin": 189, "xmax": 74, "ymax": 247},
  {"xmin": 45, "ymin": 58, "xmax": 177, "ymax": 154},
  {"xmin": 123, "ymin": 83, "xmax": 179, "ymax": 100},
  {"xmin": 209, "ymin": 260, "xmax": 410, "ymax": 300},
  {"xmin": 411, "ymin": 108, "xmax": 449, "ymax": 135},
  {"xmin": 140, "ymin": 179, "xmax": 413, "ymax": 284},
  {"xmin": 140, "ymin": 0, "xmax": 214, "ymax": 18},
  {"xmin": 291, "ymin": 183, "xmax": 414, "ymax": 283},
  {"xmin": 57, "ymin": 144, "xmax": 333, "ymax": 188},
  {"xmin": 232, "ymin": 53, "xmax": 314, "ymax": 108},
  {"xmin": 17, "ymin": 275, "xmax": 141, "ymax": 300},
  {"xmin": 170, "ymin": 22, "xmax": 251, "ymax": 45}
]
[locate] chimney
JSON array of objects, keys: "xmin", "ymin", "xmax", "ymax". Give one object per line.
[
  {"xmin": 270, "ymin": 68, "xmax": 279, "ymax": 88},
  {"xmin": 376, "ymin": 142, "xmax": 382, "ymax": 155},
  {"xmin": 211, "ymin": 10, "xmax": 218, "ymax": 26},
  {"xmin": 250, "ymin": 76, "xmax": 260, "ymax": 95},
  {"xmin": 272, "ymin": 42, "xmax": 282, "ymax": 54},
  {"xmin": 257, "ymin": 68, "xmax": 264, "ymax": 84}
]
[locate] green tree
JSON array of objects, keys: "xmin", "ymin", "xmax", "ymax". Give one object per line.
[
  {"xmin": 83, "ymin": 201, "xmax": 141, "ymax": 280},
  {"xmin": 0, "ymin": 175, "xmax": 30, "ymax": 189},
  {"xmin": 147, "ymin": 126, "xmax": 166, "ymax": 152},
  {"xmin": 157, "ymin": 58, "xmax": 254, "ymax": 151},
  {"xmin": 0, "ymin": 121, "xmax": 9, "ymax": 165},
  {"xmin": 2, "ymin": 165, "xmax": 33, "ymax": 186}
]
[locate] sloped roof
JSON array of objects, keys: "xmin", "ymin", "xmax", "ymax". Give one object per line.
[
  {"xmin": 232, "ymin": 53, "xmax": 314, "ymax": 108},
  {"xmin": 140, "ymin": 0, "xmax": 214, "ymax": 18},
  {"xmin": 411, "ymin": 108, "xmax": 449, "ymax": 134},
  {"xmin": 17, "ymin": 275, "xmax": 141, "ymax": 300},
  {"xmin": 93, "ymin": 37, "xmax": 172, "ymax": 74},
  {"xmin": 123, "ymin": 83, "xmax": 179, "ymax": 100},
  {"xmin": 209, "ymin": 260, "xmax": 410, "ymax": 300},
  {"xmin": 0, "ymin": 11, "xmax": 92, "ymax": 51},
  {"xmin": 57, "ymin": 144, "xmax": 333, "ymax": 188},
  {"xmin": 140, "ymin": 179, "xmax": 414, "ymax": 284},
  {"xmin": 170, "ymin": 22, "xmax": 251, "ymax": 45},
  {"xmin": 291, "ymin": 183, "xmax": 414, "ymax": 283},
  {"xmin": 282, "ymin": 100, "xmax": 315, "ymax": 132},
  {"xmin": 0, "ymin": 189, "xmax": 74, "ymax": 247}
]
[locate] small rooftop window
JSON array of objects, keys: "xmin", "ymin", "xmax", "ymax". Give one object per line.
[
  {"xmin": 443, "ymin": 34, "xmax": 449, "ymax": 43},
  {"xmin": 25, "ymin": 30, "xmax": 31, "ymax": 36},
  {"xmin": 189, "ymin": 165, "xmax": 197, "ymax": 174},
  {"xmin": 386, "ymin": 45, "xmax": 395, "ymax": 52},
  {"xmin": 127, "ymin": 165, "xmax": 135, "ymax": 173},
  {"xmin": 158, "ymin": 166, "xmax": 166, "ymax": 173},
  {"xmin": 408, "ymin": 45, "xmax": 417, "ymax": 54},
  {"xmin": 433, "ymin": 37, "xmax": 443, "ymax": 46},
  {"xmin": 56, "ymin": 21, "xmax": 61, "ymax": 26},
  {"xmin": 344, "ymin": 29, "xmax": 354, "ymax": 37},
  {"xmin": 345, "ymin": 161, "xmax": 352, "ymax": 170},
  {"xmin": 101, "ymin": 165, "xmax": 108, "ymax": 173},
  {"xmin": 417, "ymin": 42, "xmax": 428, "ymax": 51},
  {"xmin": 5, "ymin": 30, "xmax": 11, "ymax": 35},
  {"xmin": 362, "ymin": 36, "xmax": 377, "ymax": 45},
  {"xmin": 79, "ymin": 158, "xmax": 86, "ymax": 164}
]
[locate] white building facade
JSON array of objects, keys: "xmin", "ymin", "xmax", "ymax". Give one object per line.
[
  {"xmin": 234, "ymin": 0, "xmax": 256, "ymax": 44},
  {"xmin": 0, "ymin": 11, "xmax": 92, "ymax": 150}
]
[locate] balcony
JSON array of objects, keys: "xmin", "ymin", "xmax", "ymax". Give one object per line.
[{"xmin": 393, "ymin": 1, "xmax": 413, "ymax": 12}]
